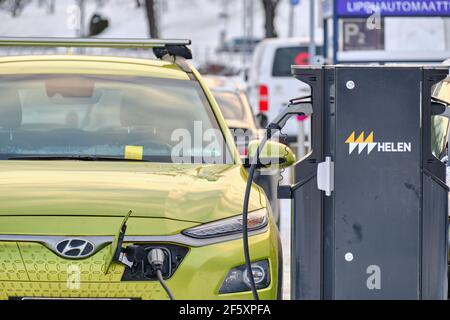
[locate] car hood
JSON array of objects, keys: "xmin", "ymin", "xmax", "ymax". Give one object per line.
[{"xmin": 0, "ymin": 161, "xmax": 263, "ymax": 223}]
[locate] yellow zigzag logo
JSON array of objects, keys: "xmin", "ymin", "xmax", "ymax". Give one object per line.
[{"xmin": 345, "ymin": 131, "xmax": 378, "ymax": 155}]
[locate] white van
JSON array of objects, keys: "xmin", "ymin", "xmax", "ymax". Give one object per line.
[{"xmin": 247, "ymin": 38, "xmax": 322, "ymax": 142}]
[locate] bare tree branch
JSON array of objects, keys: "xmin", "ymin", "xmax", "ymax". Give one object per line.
[
  {"xmin": 145, "ymin": 0, "xmax": 159, "ymax": 38},
  {"xmin": 0, "ymin": 0, "xmax": 31, "ymax": 17},
  {"xmin": 261, "ymin": 0, "xmax": 280, "ymax": 38}
]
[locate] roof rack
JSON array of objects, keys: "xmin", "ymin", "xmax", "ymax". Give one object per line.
[
  {"xmin": 0, "ymin": 37, "xmax": 193, "ymax": 71},
  {"xmin": 0, "ymin": 37, "xmax": 190, "ymax": 49}
]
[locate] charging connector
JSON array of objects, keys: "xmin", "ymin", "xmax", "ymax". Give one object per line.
[{"xmin": 148, "ymin": 248, "xmax": 175, "ymax": 300}]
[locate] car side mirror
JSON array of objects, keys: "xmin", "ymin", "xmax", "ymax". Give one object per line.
[{"xmin": 242, "ymin": 140, "xmax": 296, "ymax": 170}]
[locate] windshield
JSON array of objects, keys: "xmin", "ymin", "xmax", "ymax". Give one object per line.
[
  {"xmin": 0, "ymin": 74, "xmax": 232, "ymax": 163},
  {"xmin": 212, "ymin": 91, "xmax": 257, "ymax": 130}
]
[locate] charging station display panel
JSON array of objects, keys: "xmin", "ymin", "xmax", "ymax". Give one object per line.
[{"xmin": 333, "ymin": 67, "xmax": 422, "ymax": 299}]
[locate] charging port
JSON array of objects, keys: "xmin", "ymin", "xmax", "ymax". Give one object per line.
[
  {"xmin": 121, "ymin": 244, "xmax": 188, "ymax": 282},
  {"xmin": 143, "ymin": 247, "xmax": 171, "ymax": 279}
]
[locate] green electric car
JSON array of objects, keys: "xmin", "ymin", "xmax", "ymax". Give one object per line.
[{"xmin": 0, "ymin": 38, "xmax": 295, "ymax": 300}]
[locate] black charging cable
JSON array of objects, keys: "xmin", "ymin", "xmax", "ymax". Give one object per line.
[
  {"xmin": 242, "ymin": 98, "xmax": 313, "ymax": 300},
  {"xmin": 148, "ymin": 248, "xmax": 175, "ymax": 300},
  {"xmin": 243, "ymin": 134, "xmax": 269, "ymax": 300}
]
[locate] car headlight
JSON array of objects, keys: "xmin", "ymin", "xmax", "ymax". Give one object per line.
[
  {"xmin": 182, "ymin": 208, "xmax": 268, "ymax": 239},
  {"xmin": 219, "ymin": 260, "xmax": 270, "ymax": 294}
]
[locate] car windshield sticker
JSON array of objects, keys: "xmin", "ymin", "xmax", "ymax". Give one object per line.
[{"xmin": 124, "ymin": 145, "xmax": 144, "ymax": 161}]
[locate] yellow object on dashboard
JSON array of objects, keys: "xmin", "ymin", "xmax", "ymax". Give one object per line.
[{"xmin": 124, "ymin": 145, "xmax": 144, "ymax": 160}]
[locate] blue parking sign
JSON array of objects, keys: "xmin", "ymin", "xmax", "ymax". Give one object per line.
[
  {"xmin": 291, "ymin": 0, "xmax": 300, "ymax": 6},
  {"xmin": 337, "ymin": 0, "xmax": 450, "ymax": 17}
]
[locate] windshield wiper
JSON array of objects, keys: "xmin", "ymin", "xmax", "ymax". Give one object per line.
[{"xmin": 7, "ymin": 155, "xmax": 149, "ymax": 162}]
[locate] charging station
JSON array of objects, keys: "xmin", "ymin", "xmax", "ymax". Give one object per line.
[{"xmin": 281, "ymin": 66, "xmax": 449, "ymax": 299}]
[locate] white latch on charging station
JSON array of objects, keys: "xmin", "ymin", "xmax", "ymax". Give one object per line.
[{"xmin": 317, "ymin": 157, "xmax": 334, "ymax": 196}]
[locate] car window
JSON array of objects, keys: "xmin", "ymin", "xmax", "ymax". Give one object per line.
[
  {"xmin": 213, "ymin": 92, "xmax": 244, "ymax": 120},
  {"xmin": 0, "ymin": 75, "xmax": 232, "ymax": 164},
  {"xmin": 431, "ymin": 80, "xmax": 450, "ymax": 159},
  {"xmin": 212, "ymin": 91, "xmax": 256, "ymax": 129},
  {"xmin": 272, "ymin": 46, "xmax": 323, "ymax": 77}
]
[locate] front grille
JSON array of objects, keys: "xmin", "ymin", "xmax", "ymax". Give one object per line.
[
  {"xmin": 1, "ymin": 281, "xmax": 168, "ymax": 300},
  {"xmin": 0, "ymin": 241, "xmax": 188, "ymax": 300},
  {"xmin": 0, "ymin": 241, "xmax": 188, "ymax": 283},
  {"xmin": 0, "ymin": 242, "xmax": 124, "ymax": 282}
]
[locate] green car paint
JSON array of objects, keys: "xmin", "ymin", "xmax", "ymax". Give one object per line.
[
  {"xmin": 0, "ymin": 162, "xmax": 262, "ymax": 221},
  {"xmin": 247, "ymin": 140, "xmax": 297, "ymax": 169}
]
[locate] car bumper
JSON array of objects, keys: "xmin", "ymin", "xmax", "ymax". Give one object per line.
[{"xmin": 0, "ymin": 222, "xmax": 280, "ymax": 300}]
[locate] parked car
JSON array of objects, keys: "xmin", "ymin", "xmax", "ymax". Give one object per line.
[
  {"xmin": 217, "ymin": 37, "xmax": 261, "ymax": 54},
  {"xmin": 247, "ymin": 38, "xmax": 323, "ymax": 142},
  {"xmin": 0, "ymin": 39, "xmax": 295, "ymax": 300},
  {"xmin": 203, "ymin": 75, "xmax": 281, "ymax": 225}
]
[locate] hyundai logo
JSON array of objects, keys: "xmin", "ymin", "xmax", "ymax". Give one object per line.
[{"xmin": 55, "ymin": 238, "xmax": 95, "ymax": 259}]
